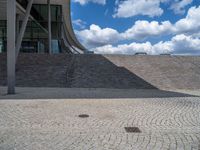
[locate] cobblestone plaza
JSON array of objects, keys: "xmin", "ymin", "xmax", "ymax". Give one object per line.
[
  {"xmin": 1, "ymin": 0, "xmax": 200, "ymax": 149},
  {"xmin": 0, "ymin": 87, "xmax": 200, "ymax": 150}
]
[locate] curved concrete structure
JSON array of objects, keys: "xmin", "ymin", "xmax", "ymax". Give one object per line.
[{"xmin": 65, "ymin": 0, "xmax": 86, "ymax": 52}]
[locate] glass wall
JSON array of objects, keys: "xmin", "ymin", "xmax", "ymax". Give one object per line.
[
  {"xmin": 0, "ymin": 20, "xmax": 6, "ymax": 53},
  {"xmin": 32, "ymin": 4, "xmax": 62, "ymax": 39},
  {"xmin": 0, "ymin": 4, "xmax": 62, "ymax": 53}
]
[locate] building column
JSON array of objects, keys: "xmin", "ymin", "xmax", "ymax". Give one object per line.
[
  {"xmin": 48, "ymin": 0, "xmax": 52, "ymax": 54},
  {"xmin": 7, "ymin": 0, "xmax": 16, "ymax": 94}
]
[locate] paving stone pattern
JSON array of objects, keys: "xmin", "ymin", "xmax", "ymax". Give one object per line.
[{"xmin": 0, "ymin": 97, "xmax": 200, "ymax": 150}]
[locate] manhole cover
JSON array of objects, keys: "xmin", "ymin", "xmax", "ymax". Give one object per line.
[
  {"xmin": 125, "ymin": 127, "xmax": 141, "ymax": 133},
  {"xmin": 78, "ymin": 114, "xmax": 89, "ymax": 118}
]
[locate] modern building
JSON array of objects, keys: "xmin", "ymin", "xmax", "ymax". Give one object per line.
[
  {"xmin": 0, "ymin": 0, "xmax": 86, "ymax": 94},
  {"xmin": 0, "ymin": 0, "xmax": 86, "ymax": 54}
]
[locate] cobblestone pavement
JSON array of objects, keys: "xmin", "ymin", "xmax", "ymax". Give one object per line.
[{"xmin": 0, "ymin": 88, "xmax": 200, "ymax": 149}]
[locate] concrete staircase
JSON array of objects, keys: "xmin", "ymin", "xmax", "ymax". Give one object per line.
[
  {"xmin": 1, "ymin": 54, "xmax": 200, "ymax": 89},
  {"xmin": 67, "ymin": 55, "xmax": 155, "ymax": 89},
  {"xmin": 0, "ymin": 54, "xmax": 71, "ymax": 87}
]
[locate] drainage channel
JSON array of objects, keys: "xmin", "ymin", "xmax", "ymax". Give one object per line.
[
  {"xmin": 124, "ymin": 127, "xmax": 141, "ymax": 133},
  {"xmin": 78, "ymin": 114, "xmax": 89, "ymax": 118}
]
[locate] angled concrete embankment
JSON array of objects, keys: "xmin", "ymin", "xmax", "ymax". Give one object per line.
[
  {"xmin": 67, "ymin": 55, "xmax": 200, "ymax": 90},
  {"xmin": 0, "ymin": 54, "xmax": 200, "ymax": 90}
]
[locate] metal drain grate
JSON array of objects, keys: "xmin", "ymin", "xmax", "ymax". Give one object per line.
[
  {"xmin": 125, "ymin": 127, "xmax": 141, "ymax": 133},
  {"xmin": 78, "ymin": 114, "xmax": 89, "ymax": 118}
]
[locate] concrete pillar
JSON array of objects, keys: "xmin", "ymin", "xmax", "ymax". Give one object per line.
[
  {"xmin": 7, "ymin": 0, "xmax": 16, "ymax": 94},
  {"xmin": 48, "ymin": 0, "xmax": 52, "ymax": 54}
]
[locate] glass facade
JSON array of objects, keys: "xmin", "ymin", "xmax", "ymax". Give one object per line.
[
  {"xmin": 0, "ymin": 20, "xmax": 6, "ymax": 53},
  {"xmin": 0, "ymin": 4, "xmax": 62, "ymax": 53}
]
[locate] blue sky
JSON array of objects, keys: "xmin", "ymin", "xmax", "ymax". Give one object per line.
[{"xmin": 71, "ymin": 0, "xmax": 200, "ymax": 55}]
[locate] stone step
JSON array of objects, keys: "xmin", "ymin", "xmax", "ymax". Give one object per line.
[{"xmin": 1, "ymin": 54, "xmax": 200, "ymax": 89}]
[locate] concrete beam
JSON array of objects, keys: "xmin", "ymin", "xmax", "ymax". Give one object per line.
[
  {"xmin": 16, "ymin": 14, "xmax": 20, "ymax": 38},
  {"xmin": 15, "ymin": 0, "xmax": 34, "ymax": 60}
]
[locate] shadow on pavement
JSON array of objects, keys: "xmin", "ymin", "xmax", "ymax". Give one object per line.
[{"xmin": 0, "ymin": 87, "xmax": 198, "ymax": 100}]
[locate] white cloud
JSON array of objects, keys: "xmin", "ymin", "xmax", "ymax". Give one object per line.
[
  {"xmin": 93, "ymin": 34, "xmax": 200, "ymax": 55},
  {"xmin": 73, "ymin": 19, "xmax": 87, "ymax": 29},
  {"xmin": 121, "ymin": 6, "xmax": 200, "ymax": 40},
  {"xmin": 170, "ymin": 0, "xmax": 193, "ymax": 14},
  {"xmin": 75, "ymin": 6, "xmax": 200, "ymax": 55},
  {"xmin": 113, "ymin": 0, "xmax": 194, "ymax": 18},
  {"xmin": 73, "ymin": 0, "xmax": 106, "ymax": 5},
  {"xmin": 93, "ymin": 42, "xmax": 155, "ymax": 54},
  {"xmin": 93, "ymin": 42, "xmax": 171, "ymax": 55},
  {"xmin": 174, "ymin": 6, "xmax": 200, "ymax": 35},
  {"xmin": 76, "ymin": 24, "xmax": 121, "ymax": 48},
  {"xmin": 113, "ymin": 0, "xmax": 169, "ymax": 18},
  {"xmin": 169, "ymin": 34, "xmax": 200, "ymax": 54},
  {"xmin": 121, "ymin": 20, "xmax": 173, "ymax": 40},
  {"xmin": 75, "ymin": 21, "xmax": 174, "ymax": 47}
]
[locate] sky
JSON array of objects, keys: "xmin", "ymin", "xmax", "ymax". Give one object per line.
[{"xmin": 71, "ymin": 0, "xmax": 200, "ymax": 55}]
